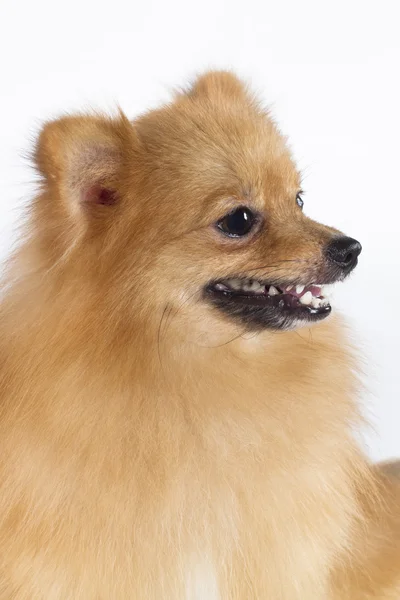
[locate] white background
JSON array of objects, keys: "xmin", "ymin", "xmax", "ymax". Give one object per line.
[{"xmin": 0, "ymin": 1, "xmax": 399, "ymax": 460}]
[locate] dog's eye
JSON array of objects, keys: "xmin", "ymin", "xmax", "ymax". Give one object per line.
[
  {"xmin": 296, "ymin": 192, "xmax": 304, "ymax": 209},
  {"xmin": 217, "ymin": 206, "xmax": 256, "ymax": 237}
]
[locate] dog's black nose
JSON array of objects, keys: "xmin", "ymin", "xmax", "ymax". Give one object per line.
[{"xmin": 326, "ymin": 236, "xmax": 362, "ymax": 273}]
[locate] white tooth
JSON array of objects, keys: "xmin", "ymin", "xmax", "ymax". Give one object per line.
[
  {"xmin": 240, "ymin": 280, "xmax": 260, "ymax": 293},
  {"xmin": 296, "ymin": 285, "xmax": 305, "ymax": 294},
  {"xmin": 250, "ymin": 281, "xmax": 264, "ymax": 293},
  {"xmin": 229, "ymin": 279, "xmax": 242, "ymax": 290},
  {"xmin": 215, "ymin": 282, "xmax": 230, "ymax": 292},
  {"xmin": 268, "ymin": 285, "xmax": 279, "ymax": 296},
  {"xmin": 311, "ymin": 297, "xmax": 322, "ymax": 308},
  {"xmin": 299, "ymin": 291, "xmax": 312, "ymax": 305},
  {"xmin": 320, "ymin": 298, "xmax": 330, "ymax": 307},
  {"xmin": 286, "ymin": 285, "xmax": 293, "ymax": 291}
]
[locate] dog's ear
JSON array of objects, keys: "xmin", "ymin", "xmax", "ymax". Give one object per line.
[
  {"xmin": 35, "ymin": 113, "xmax": 136, "ymax": 219},
  {"xmin": 187, "ymin": 71, "xmax": 250, "ymax": 103}
]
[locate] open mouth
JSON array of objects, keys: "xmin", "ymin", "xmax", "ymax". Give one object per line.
[{"xmin": 205, "ymin": 277, "xmax": 333, "ymax": 330}]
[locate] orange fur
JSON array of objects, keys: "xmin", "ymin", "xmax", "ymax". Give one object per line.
[{"xmin": 0, "ymin": 71, "xmax": 398, "ymax": 599}]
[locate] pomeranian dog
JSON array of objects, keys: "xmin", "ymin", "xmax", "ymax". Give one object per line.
[{"xmin": 0, "ymin": 71, "xmax": 399, "ymax": 599}]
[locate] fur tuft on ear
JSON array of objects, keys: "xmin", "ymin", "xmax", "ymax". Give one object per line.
[
  {"xmin": 35, "ymin": 112, "xmax": 135, "ymax": 217},
  {"xmin": 187, "ymin": 70, "xmax": 251, "ymax": 103}
]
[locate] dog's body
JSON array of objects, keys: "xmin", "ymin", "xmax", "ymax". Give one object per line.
[{"xmin": 0, "ymin": 72, "xmax": 398, "ymax": 599}]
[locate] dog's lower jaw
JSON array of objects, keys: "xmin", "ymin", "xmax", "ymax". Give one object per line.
[{"xmin": 204, "ymin": 282, "xmax": 332, "ymax": 331}]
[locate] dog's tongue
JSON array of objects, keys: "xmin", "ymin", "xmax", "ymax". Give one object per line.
[{"xmin": 284, "ymin": 285, "xmax": 322, "ymax": 298}]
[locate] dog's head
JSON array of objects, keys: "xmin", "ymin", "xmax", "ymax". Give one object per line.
[{"xmin": 34, "ymin": 72, "xmax": 361, "ymax": 336}]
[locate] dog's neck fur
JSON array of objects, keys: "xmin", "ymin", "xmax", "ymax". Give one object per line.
[{"xmin": 0, "ymin": 248, "xmax": 373, "ymax": 598}]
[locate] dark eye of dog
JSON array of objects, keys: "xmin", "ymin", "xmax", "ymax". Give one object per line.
[
  {"xmin": 217, "ymin": 206, "xmax": 255, "ymax": 237},
  {"xmin": 296, "ymin": 192, "xmax": 304, "ymax": 209}
]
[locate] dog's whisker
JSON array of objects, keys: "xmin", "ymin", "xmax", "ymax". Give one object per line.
[
  {"xmin": 245, "ymin": 259, "xmax": 308, "ymax": 276},
  {"xmin": 157, "ymin": 303, "xmax": 170, "ymax": 368},
  {"xmin": 200, "ymin": 329, "xmax": 247, "ymax": 348},
  {"xmin": 157, "ymin": 289, "xmax": 201, "ymax": 358}
]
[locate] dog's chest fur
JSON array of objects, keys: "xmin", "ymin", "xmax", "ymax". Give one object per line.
[
  {"xmin": 0, "ymin": 409, "xmax": 357, "ymax": 599},
  {"xmin": 0, "ymin": 323, "xmax": 363, "ymax": 599}
]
